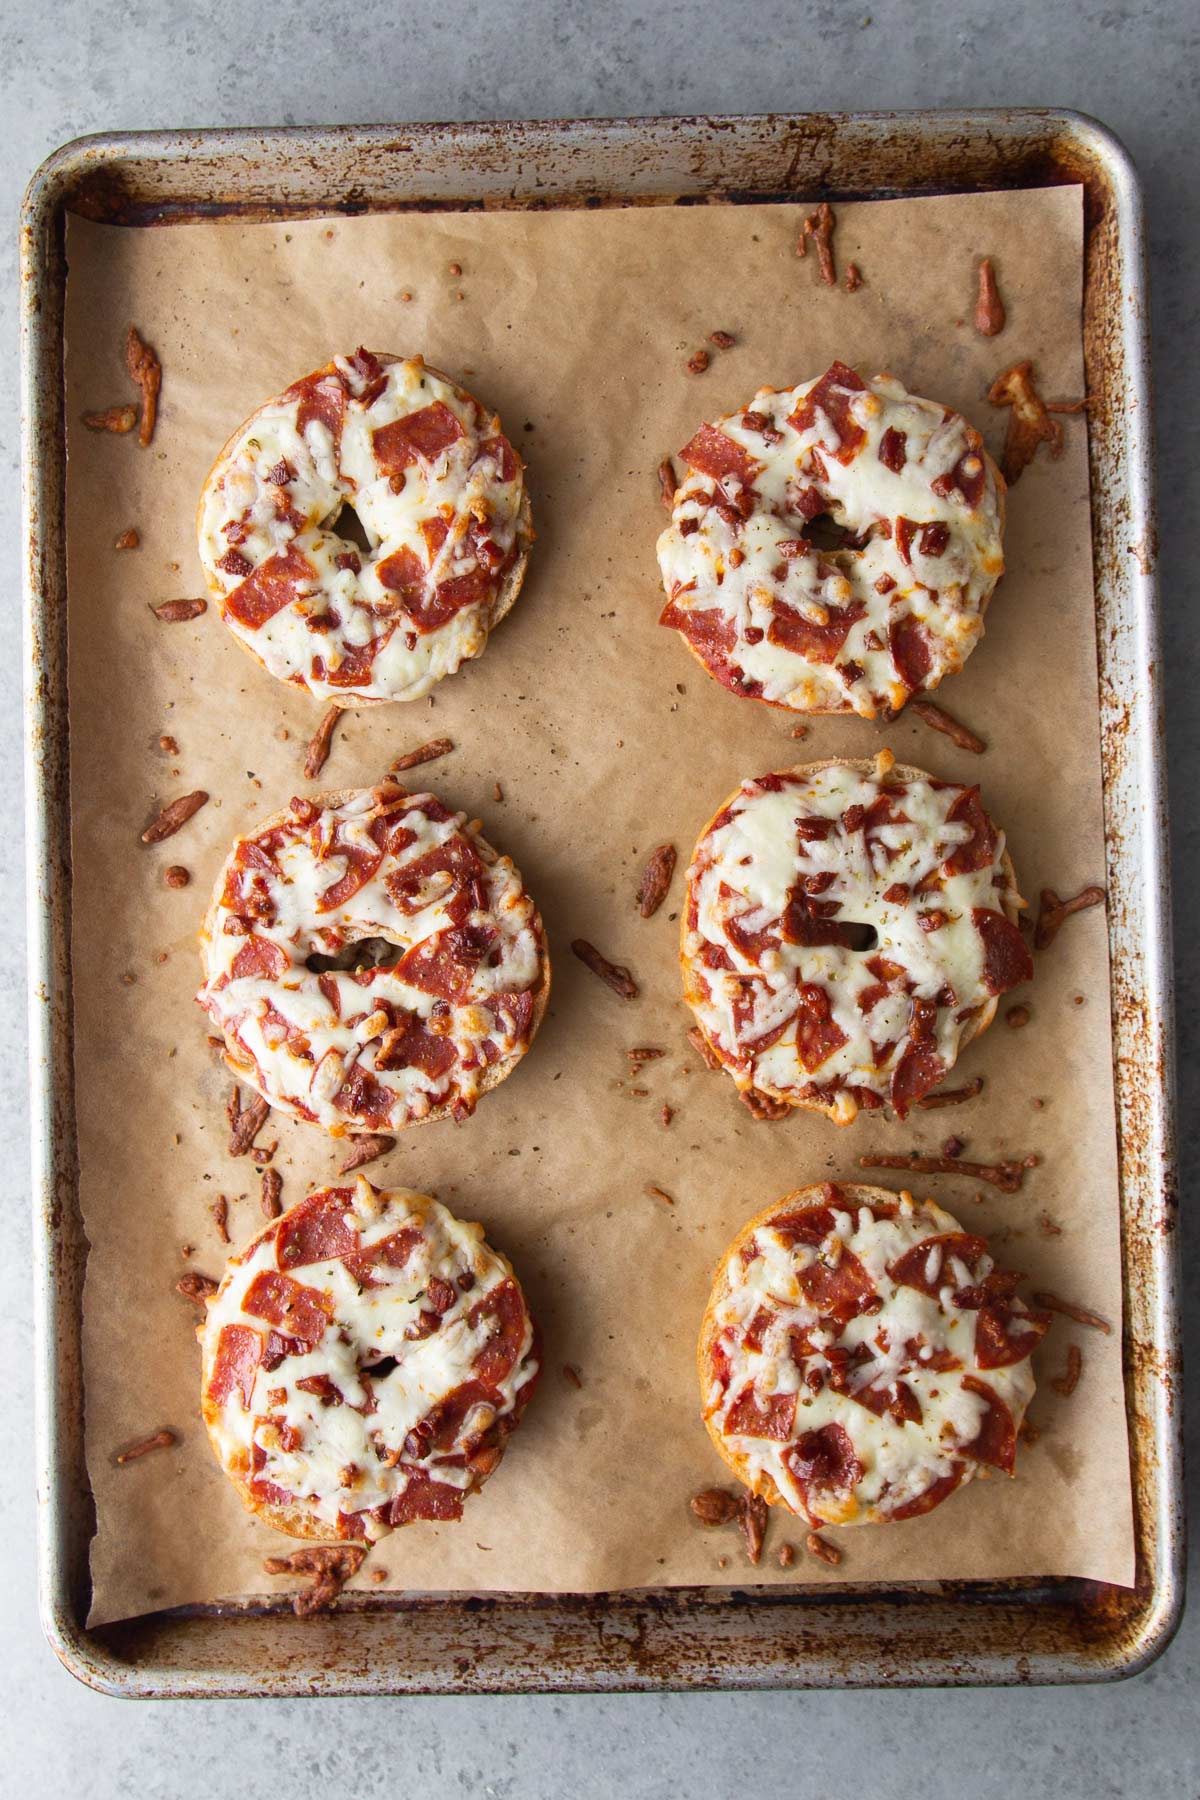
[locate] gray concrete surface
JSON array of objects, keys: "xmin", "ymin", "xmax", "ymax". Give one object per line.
[{"xmin": 3, "ymin": 2, "xmax": 1197, "ymax": 1793}]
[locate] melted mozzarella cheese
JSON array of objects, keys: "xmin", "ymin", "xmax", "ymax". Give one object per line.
[
  {"xmin": 197, "ymin": 785, "xmax": 546, "ymax": 1133},
  {"xmin": 658, "ymin": 368, "xmax": 1003, "ymax": 718}
]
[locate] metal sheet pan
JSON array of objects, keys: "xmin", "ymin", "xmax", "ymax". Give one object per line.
[{"xmin": 20, "ymin": 109, "xmax": 1180, "ymax": 1695}]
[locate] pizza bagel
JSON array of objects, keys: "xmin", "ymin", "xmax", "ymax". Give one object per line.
[
  {"xmin": 699, "ymin": 1182, "xmax": 1048, "ymax": 1529},
  {"xmin": 658, "ymin": 362, "xmax": 1004, "ymax": 717},
  {"xmin": 681, "ymin": 754, "xmax": 1032, "ymax": 1123},
  {"xmin": 200, "ymin": 1179, "xmax": 540, "ymax": 1541},
  {"xmin": 198, "ymin": 350, "xmax": 532, "ymax": 705},
  {"xmin": 197, "ymin": 783, "xmax": 549, "ymax": 1137}
]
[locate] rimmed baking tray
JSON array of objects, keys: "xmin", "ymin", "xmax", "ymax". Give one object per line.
[{"xmin": 21, "ymin": 110, "xmax": 1180, "ymax": 1694}]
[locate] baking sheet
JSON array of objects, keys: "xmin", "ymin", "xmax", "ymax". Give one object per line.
[{"xmin": 63, "ymin": 185, "xmax": 1134, "ymax": 1627}]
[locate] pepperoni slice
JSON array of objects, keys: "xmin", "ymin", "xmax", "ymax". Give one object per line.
[
  {"xmin": 795, "ymin": 982, "xmax": 848, "ymax": 1073},
  {"xmin": 795, "ymin": 1247, "xmax": 876, "ymax": 1322},
  {"xmin": 231, "ymin": 935, "xmax": 290, "ymax": 982},
  {"xmin": 974, "ymin": 1298, "xmax": 1051, "ymax": 1369},
  {"xmin": 850, "ymin": 1379, "xmax": 923, "ymax": 1425},
  {"xmin": 725, "ymin": 1384, "xmax": 798, "ymax": 1440},
  {"xmin": 373, "ymin": 401, "xmax": 465, "ymax": 473},
  {"xmin": 887, "ymin": 1465, "xmax": 964, "ymax": 1521},
  {"xmin": 374, "ymin": 1013, "xmax": 457, "ymax": 1082},
  {"xmin": 889, "ymin": 614, "xmax": 934, "ymax": 692},
  {"xmin": 468, "ymin": 1278, "xmax": 528, "ymax": 1388},
  {"xmin": 386, "ymin": 1470, "xmax": 467, "ymax": 1525},
  {"xmin": 718, "ymin": 883, "xmax": 782, "ymax": 960},
  {"xmin": 786, "ymin": 362, "xmax": 868, "ymax": 465},
  {"xmin": 385, "ymin": 837, "xmax": 487, "ymax": 917},
  {"xmin": 376, "ymin": 544, "xmax": 425, "ymax": 607},
  {"xmin": 889, "ymin": 1040, "xmax": 945, "ymax": 1116},
  {"xmin": 888, "ymin": 1232, "xmax": 989, "ymax": 1295},
  {"xmin": 287, "ymin": 372, "xmax": 347, "ymax": 445},
  {"xmin": 476, "ymin": 434, "xmax": 520, "ymax": 483},
  {"xmin": 412, "ymin": 1378, "xmax": 500, "ymax": 1453},
  {"xmin": 785, "ymin": 1422, "xmax": 864, "ymax": 1506},
  {"xmin": 311, "ymin": 631, "xmax": 395, "ymax": 689},
  {"xmin": 768, "ymin": 597, "xmax": 866, "ymax": 664},
  {"xmin": 770, "ymin": 1201, "xmax": 851, "ymax": 1249},
  {"xmin": 659, "ymin": 598, "xmax": 761, "ymax": 698},
  {"xmin": 679, "ymin": 423, "xmax": 761, "ymax": 488},
  {"xmin": 396, "ymin": 925, "xmax": 492, "ymax": 1002},
  {"xmin": 973, "ymin": 907, "xmax": 1034, "ymax": 994},
  {"xmin": 223, "ymin": 546, "xmax": 315, "ymax": 630},
  {"xmin": 243, "ymin": 1269, "xmax": 334, "ymax": 1345},
  {"xmin": 941, "ymin": 786, "xmax": 999, "ymax": 876},
  {"xmin": 275, "ymin": 1188, "xmax": 358, "ymax": 1270},
  {"xmin": 206, "ymin": 1323, "xmax": 262, "ymax": 1410},
  {"xmin": 960, "ymin": 1375, "xmax": 1016, "ymax": 1473},
  {"xmin": 316, "ymin": 839, "xmax": 384, "ymax": 913}
]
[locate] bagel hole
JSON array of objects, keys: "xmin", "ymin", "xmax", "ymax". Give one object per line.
[
  {"xmin": 306, "ymin": 936, "xmax": 402, "ymax": 975},
  {"xmin": 799, "ymin": 512, "xmax": 863, "ymax": 553},
  {"xmin": 840, "ymin": 922, "xmax": 879, "ymax": 952},
  {"xmin": 332, "ymin": 501, "xmax": 373, "ymax": 554}
]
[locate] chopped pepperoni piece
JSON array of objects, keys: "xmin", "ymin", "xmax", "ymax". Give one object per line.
[
  {"xmin": 786, "ymin": 1422, "xmax": 864, "ymax": 1505},
  {"xmin": 973, "ymin": 907, "xmax": 1034, "ymax": 994},
  {"xmin": 679, "ymin": 423, "xmax": 761, "ymax": 487},
  {"xmin": 373, "ymin": 401, "xmax": 465, "ymax": 473},
  {"xmin": 725, "ymin": 1384, "xmax": 798, "ymax": 1440},
  {"xmin": 960, "ymin": 1375, "xmax": 1016, "ymax": 1472},
  {"xmin": 879, "ymin": 427, "xmax": 907, "ymax": 472},
  {"xmin": 206, "ymin": 1324, "xmax": 262, "ymax": 1410},
  {"xmin": 786, "ymin": 362, "xmax": 868, "ymax": 465},
  {"xmin": 889, "ymin": 614, "xmax": 934, "ymax": 692},
  {"xmin": 223, "ymin": 547, "xmax": 315, "ymax": 629},
  {"xmin": 231, "ymin": 935, "xmax": 290, "ymax": 982},
  {"xmin": 243, "ymin": 1269, "xmax": 333, "ymax": 1345},
  {"xmin": 276, "ymin": 1189, "xmax": 358, "ymax": 1270}
]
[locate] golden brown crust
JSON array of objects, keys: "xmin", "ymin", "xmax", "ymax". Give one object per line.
[
  {"xmin": 197, "ymin": 353, "xmax": 533, "ymax": 707},
  {"xmin": 200, "ymin": 784, "xmax": 550, "ymax": 1138},
  {"xmin": 680, "ymin": 758, "xmax": 1022, "ymax": 1123},
  {"xmin": 696, "ymin": 1182, "xmax": 959, "ymax": 1510}
]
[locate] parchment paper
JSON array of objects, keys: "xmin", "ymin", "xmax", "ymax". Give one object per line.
[{"xmin": 64, "ymin": 184, "xmax": 1134, "ymax": 1626}]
